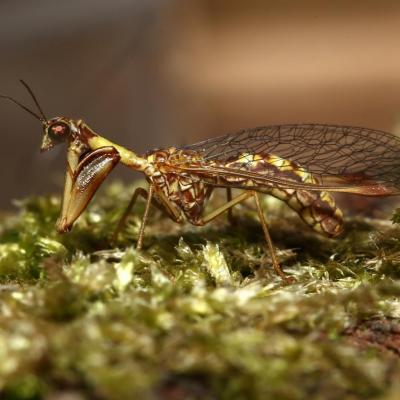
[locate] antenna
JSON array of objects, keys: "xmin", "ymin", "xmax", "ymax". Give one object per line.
[
  {"xmin": 0, "ymin": 94, "xmax": 43, "ymax": 121},
  {"xmin": 19, "ymin": 79, "xmax": 47, "ymax": 121}
]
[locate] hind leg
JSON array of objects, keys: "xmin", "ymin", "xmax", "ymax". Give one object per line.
[{"xmin": 198, "ymin": 191, "xmax": 290, "ymax": 282}]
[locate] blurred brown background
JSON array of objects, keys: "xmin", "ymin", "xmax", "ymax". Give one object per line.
[{"xmin": 1, "ymin": 0, "xmax": 400, "ymax": 209}]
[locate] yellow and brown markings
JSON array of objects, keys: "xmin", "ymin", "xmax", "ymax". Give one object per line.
[
  {"xmin": 145, "ymin": 148, "xmax": 210, "ymax": 225},
  {"xmin": 221, "ymin": 153, "xmax": 343, "ymax": 237},
  {"xmin": 144, "ymin": 148, "xmax": 343, "ymax": 236}
]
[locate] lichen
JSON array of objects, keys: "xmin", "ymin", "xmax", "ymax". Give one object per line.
[{"xmin": 0, "ymin": 181, "xmax": 399, "ymax": 399}]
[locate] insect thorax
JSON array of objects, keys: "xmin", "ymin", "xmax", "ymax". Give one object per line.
[{"xmin": 144, "ymin": 148, "xmax": 209, "ymax": 225}]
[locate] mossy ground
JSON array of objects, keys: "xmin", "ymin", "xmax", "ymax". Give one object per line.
[{"xmin": 0, "ymin": 181, "xmax": 399, "ymax": 400}]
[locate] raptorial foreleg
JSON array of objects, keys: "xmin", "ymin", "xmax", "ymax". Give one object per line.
[{"xmin": 56, "ymin": 146, "xmax": 120, "ymax": 233}]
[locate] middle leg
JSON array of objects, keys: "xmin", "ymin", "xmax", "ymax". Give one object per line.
[
  {"xmin": 226, "ymin": 188, "xmax": 237, "ymax": 226},
  {"xmin": 113, "ymin": 184, "xmax": 183, "ymax": 247}
]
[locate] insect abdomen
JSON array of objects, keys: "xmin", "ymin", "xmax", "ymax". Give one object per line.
[
  {"xmin": 225, "ymin": 153, "xmax": 344, "ymax": 237},
  {"xmin": 269, "ymin": 184, "xmax": 344, "ymax": 237}
]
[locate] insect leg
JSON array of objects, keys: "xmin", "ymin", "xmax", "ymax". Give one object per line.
[
  {"xmin": 112, "ymin": 187, "xmax": 183, "ymax": 242},
  {"xmin": 112, "ymin": 187, "xmax": 149, "ymax": 242},
  {"xmin": 56, "ymin": 142, "xmax": 84, "ymax": 232},
  {"xmin": 136, "ymin": 184, "xmax": 154, "ymax": 250},
  {"xmin": 200, "ymin": 191, "xmax": 253, "ymax": 223},
  {"xmin": 252, "ymin": 192, "xmax": 290, "ymax": 282},
  {"xmin": 226, "ymin": 188, "xmax": 237, "ymax": 226},
  {"xmin": 200, "ymin": 190, "xmax": 290, "ymax": 282},
  {"xmin": 56, "ymin": 146, "xmax": 120, "ymax": 233}
]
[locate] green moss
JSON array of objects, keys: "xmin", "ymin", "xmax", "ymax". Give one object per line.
[{"xmin": 0, "ymin": 182, "xmax": 399, "ymax": 399}]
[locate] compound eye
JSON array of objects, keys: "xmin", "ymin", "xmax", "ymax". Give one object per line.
[{"xmin": 48, "ymin": 122, "xmax": 70, "ymax": 139}]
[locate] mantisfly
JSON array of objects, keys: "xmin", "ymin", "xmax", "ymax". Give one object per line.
[{"xmin": 2, "ymin": 81, "xmax": 400, "ymax": 282}]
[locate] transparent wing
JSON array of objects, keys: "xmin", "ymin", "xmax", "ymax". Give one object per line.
[
  {"xmin": 180, "ymin": 124, "xmax": 400, "ymax": 195},
  {"xmin": 177, "ymin": 163, "xmax": 397, "ymax": 196}
]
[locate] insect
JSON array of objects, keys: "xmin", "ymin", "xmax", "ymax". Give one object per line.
[{"xmin": 2, "ymin": 81, "xmax": 400, "ymax": 282}]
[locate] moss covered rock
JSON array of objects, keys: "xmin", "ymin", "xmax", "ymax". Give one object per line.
[{"xmin": 0, "ymin": 182, "xmax": 399, "ymax": 399}]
